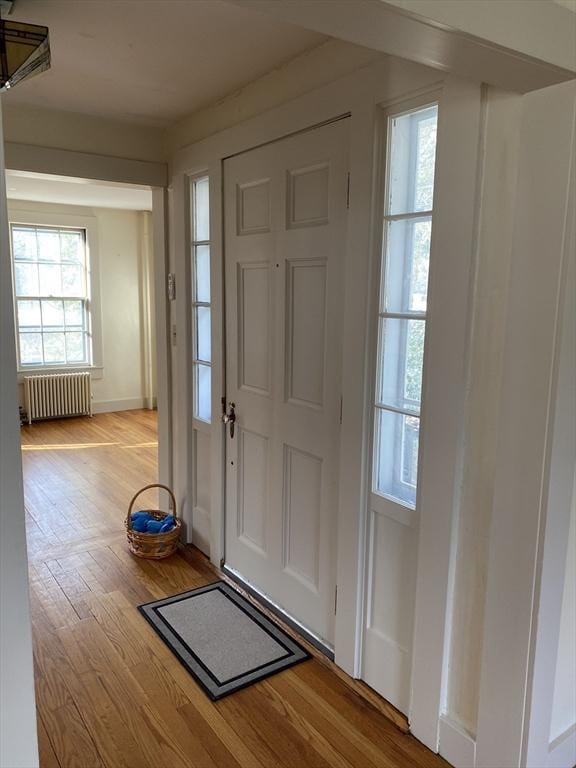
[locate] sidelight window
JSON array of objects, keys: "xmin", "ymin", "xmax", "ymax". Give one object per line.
[
  {"xmin": 372, "ymin": 104, "xmax": 438, "ymax": 508},
  {"xmin": 191, "ymin": 176, "xmax": 212, "ymax": 422}
]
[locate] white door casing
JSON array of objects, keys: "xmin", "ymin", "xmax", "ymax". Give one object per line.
[
  {"xmin": 171, "ymin": 57, "xmax": 482, "ymax": 752},
  {"xmin": 361, "ymin": 98, "xmax": 439, "ymax": 716},
  {"xmin": 223, "ymin": 119, "xmax": 350, "ymax": 645}
]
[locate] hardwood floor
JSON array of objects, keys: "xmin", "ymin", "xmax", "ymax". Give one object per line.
[{"xmin": 22, "ymin": 410, "xmax": 449, "ymax": 768}]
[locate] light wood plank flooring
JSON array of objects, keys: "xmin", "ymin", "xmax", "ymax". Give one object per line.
[{"xmin": 22, "ymin": 410, "xmax": 449, "ymax": 768}]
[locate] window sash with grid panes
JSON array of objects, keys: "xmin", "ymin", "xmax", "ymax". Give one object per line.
[
  {"xmin": 191, "ymin": 176, "xmax": 212, "ymax": 423},
  {"xmin": 11, "ymin": 224, "xmax": 91, "ymax": 369},
  {"xmin": 373, "ymin": 104, "xmax": 438, "ymax": 509}
]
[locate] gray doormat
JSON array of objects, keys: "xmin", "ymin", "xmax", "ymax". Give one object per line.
[{"xmin": 138, "ymin": 581, "xmax": 310, "ymax": 700}]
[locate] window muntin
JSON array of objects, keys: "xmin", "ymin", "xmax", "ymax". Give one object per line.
[
  {"xmin": 191, "ymin": 176, "xmax": 212, "ymax": 423},
  {"xmin": 373, "ymin": 104, "xmax": 438, "ymax": 508},
  {"xmin": 11, "ymin": 224, "xmax": 91, "ymax": 368}
]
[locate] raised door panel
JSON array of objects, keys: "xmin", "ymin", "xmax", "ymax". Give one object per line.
[
  {"xmin": 287, "ymin": 163, "xmax": 330, "ymax": 229},
  {"xmin": 363, "ymin": 508, "xmax": 418, "ymax": 713},
  {"xmin": 237, "ymin": 428, "xmax": 269, "ymax": 556},
  {"xmin": 238, "ymin": 262, "xmax": 271, "ymax": 396},
  {"xmin": 237, "ymin": 179, "xmax": 271, "ymax": 235},
  {"xmin": 285, "ymin": 258, "xmax": 327, "ymax": 409},
  {"xmin": 282, "ymin": 445, "xmax": 323, "ymax": 591}
]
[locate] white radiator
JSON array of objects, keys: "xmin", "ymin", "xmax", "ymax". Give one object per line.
[{"xmin": 24, "ymin": 372, "xmax": 92, "ymax": 424}]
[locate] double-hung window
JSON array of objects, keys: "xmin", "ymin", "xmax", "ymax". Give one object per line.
[
  {"xmin": 11, "ymin": 224, "xmax": 91, "ymax": 369},
  {"xmin": 191, "ymin": 176, "xmax": 212, "ymax": 423},
  {"xmin": 372, "ymin": 103, "xmax": 438, "ymax": 508}
]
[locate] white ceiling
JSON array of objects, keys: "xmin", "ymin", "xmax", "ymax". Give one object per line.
[
  {"xmin": 3, "ymin": 0, "xmax": 325, "ymax": 127},
  {"xmin": 6, "ymin": 171, "xmax": 153, "ymax": 210}
]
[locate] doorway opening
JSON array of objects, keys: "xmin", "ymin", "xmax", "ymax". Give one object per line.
[{"xmin": 7, "ymin": 171, "xmax": 164, "ymax": 566}]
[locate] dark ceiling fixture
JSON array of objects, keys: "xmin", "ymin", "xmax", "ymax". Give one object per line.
[{"xmin": 0, "ymin": 1, "xmax": 50, "ymax": 92}]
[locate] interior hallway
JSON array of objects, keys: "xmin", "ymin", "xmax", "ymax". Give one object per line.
[{"xmin": 22, "ymin": 411, "xmax": 449, "ymax": 768}]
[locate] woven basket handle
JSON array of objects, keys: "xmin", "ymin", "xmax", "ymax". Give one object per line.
[{"xmin": 126, "ymin": 484, "xmax": 177, "ymax": 530}]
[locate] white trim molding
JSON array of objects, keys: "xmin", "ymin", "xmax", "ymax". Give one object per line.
[
  {"xmin": 523, "ymin": 84, "xmax": 576, "ymax": 768},
  {"xmin": 409, "ymin": 76, "xmax": 483, "ymax": 750},
  {"xmin": 4, "ymin": 142, "xmax": 167, "ymax": 188},
  {"xmin": 547, "ymin": 725, "xmax": 576, "ymax": 768},
  {"xmin": 227, "ymin": 0, "xmax": 576, "ymax": 93},
  {"xmin": 476, "ymin": 81, "xmax": 576, "ymax": 768},
  {"xmin": 0, "ymin": 96, "xmax": 40, "ymax": 768},
  {"xmin": 439, "ymin": 715, "xmax": 477, "ymax": 768},
  {"xmin": 151, "ymin": 188, "xmax": 173, "ymax": 495}
]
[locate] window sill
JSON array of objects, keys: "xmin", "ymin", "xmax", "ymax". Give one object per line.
[{"xmin": 17, "ymin": 365, "xmax": 104, "ymax": 383}]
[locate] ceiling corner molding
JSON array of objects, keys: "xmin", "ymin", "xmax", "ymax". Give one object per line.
[{"xmin": 225, "ymin": 0, "xmax": 576, "ymax": 93}]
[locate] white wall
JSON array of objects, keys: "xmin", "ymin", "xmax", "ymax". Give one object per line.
[
  {"xmin": 1, "ymin": 103, "xmax": 165, "ymax": 163},
  {"xmin": 91, "ymin": 206, "xmax": 155, "ymax": 412},
  {"xmin": 7, "ymin": 200, "xmax": 155, "ymax": 413},
  {"xmin": 167, "ymin": 39, "xmax": 381, "ymax": 151},
  {"xmin": 0, "ymin": 101, "xmax": 39, "ymax": 768}
]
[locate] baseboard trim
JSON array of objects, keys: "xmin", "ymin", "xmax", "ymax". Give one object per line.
[
  {"xmin": 92, "ymin": 398, "xmax": 146, "ymax": 414},
  {"xmin": 439, "ymin": 715, "xmax": 477, "ymax": 768},
  {"xmin": 548, "ymin": 723, "xmax": 576, "ymax": 768}
]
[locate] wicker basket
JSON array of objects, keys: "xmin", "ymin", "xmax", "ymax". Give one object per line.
[{"xmin": 126, "ymin": 483, "xmax": 181, "ymax": 560}]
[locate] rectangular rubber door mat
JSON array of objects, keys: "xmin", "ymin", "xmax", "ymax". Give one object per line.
[{"xmin": 138, "ymin": 581, "xmax": 310, "ymax": 700}]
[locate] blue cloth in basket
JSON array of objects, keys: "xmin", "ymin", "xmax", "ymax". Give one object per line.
[{"xmin": 130, "ymin": 511, "xmax": 175, "ymax": 534}]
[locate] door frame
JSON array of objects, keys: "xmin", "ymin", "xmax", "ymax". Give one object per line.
[
  {"xmin": 354, "ymin": 79, "xmax": 484, "ymax": 729},
  {"xmin": 3, "ymin": 143, "xmax": 173, "ymax": 497},
  {"xmin": 170, "ymin": 55, "xmax": 483, "ymax": 750}
]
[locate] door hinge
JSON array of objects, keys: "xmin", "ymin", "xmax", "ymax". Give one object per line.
[
  {"xmin": 346, "ymin": 172, "xmax": 351, "ymax": 209},
  {"xmin": 334, "ymin": 585, "xmax": 338, "ymax": 614},
  {"xmin": 339, "ymin": 395, "xmax": 343, "ymax": 425},
  {"xmin": 167, "ymin": 272, "xmax": 176, "ymax": 301}
]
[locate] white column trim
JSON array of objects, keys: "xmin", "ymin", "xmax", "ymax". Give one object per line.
[
  {"xmin": 475, "ymin": 81, "xmax": 576, "ymax": 768},
  {"xmin": 523, "ymin": 93, "xmax": 576, "ymax": 768},
  {"xmin": 152, "ymin": 188, "xmax": 173, "ymax": 495},
  {"xmin": 410, "ymin": 76, "xmax": 483, "ymax": 750},
  {"xmin": 0, "ymin": 97, "xmax": 40, "ymax": 768}
]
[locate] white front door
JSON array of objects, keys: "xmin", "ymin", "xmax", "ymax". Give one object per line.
[{"xmin": 223, "ymin": 119, "xmax": 349, "ymax": 645}]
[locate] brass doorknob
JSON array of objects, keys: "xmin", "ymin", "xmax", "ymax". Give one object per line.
[{"xmin": 222, "ymin": 401, "xmax": 236, "ymax": 438}]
